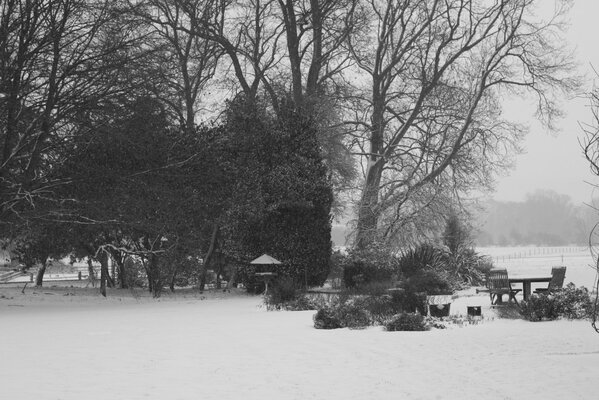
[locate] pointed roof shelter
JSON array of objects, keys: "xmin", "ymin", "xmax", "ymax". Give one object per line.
[{"xmin": 250, "ymin": 254, "xmax": 282, "ymax": 265}]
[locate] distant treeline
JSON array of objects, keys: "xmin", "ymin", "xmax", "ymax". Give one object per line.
[{"xmin": 475, "ymin": 190, "xmax": 596, "ymax": 246}]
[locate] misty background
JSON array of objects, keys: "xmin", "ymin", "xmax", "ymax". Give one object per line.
[{"xmin": 332, "ymin": 189, "xmax": 597, "ymax": 248}]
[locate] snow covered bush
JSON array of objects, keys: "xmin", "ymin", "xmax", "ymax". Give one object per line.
[
  {"xmin": 385, "ymin": 313, "xmax": 430, "ymax": 331},
  {"xmin": 336, "ymin": 303, "xmax": 372, "ymax": 329},
  {"xmin": 553, "ymin": 284, "xmax": 594, "ymax": 319},
  {"xmin": 313, "ymin": 303, "xmax": 371, "ymax": 329},
  {"xmin": 340, "ymin": 245, "xmax": 399, "ymax": 289},
  {"xmin": 313, "ymin": 307, "xmax": 343, "ymax": 329},
  {"xmin": 520, "ymin": 294, "xmax": 559, "ymax": 321},
  {"xmin": 263, "ymin": 276, "xmax": 298, "ymax": 309},
  {"xmin": 352, "ymin": 294, "xmax": 401, "ymax": 325},
  {"xmin": 520, "ymin": 284, "xmax": 593, "ymax": 321}
]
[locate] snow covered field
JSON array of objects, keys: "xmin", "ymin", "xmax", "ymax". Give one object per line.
[
  {"xmin": 1, "ymin": 286, "xmax": 599, "ymax": 400},
  {"xmin": 478, "ymin": 246, "xmax": 598, "ymax": 292}
]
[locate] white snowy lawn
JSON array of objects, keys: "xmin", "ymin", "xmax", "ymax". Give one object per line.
[{"xmin": 1, "ymin": 286, "xmax": 598, "ymax": 400}]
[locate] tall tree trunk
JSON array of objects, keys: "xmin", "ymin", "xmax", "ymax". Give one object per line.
[
  {"xmin": 109, "ymin": 249, "xmax": 127, "ymax": 289},
  {"xmin": 199, "ymin": 225, "xmax": 219, "ymax": 292},
  {"xmin": 305, "ymin": 0, "xmax": 323, "ymax": 98},
  {"xmin": 100, "ymin": 260, "xmax": 107, "ymax": 297},
  {"xmin": 214, "ymin": 253, "xmax": 223, "ymax": 289},
  {"xmin": 280, "ymin": 0, "xmax": 303, "ymax": 104},
  {"xmin": 226, "ymin": 267, "xmax": 238, "ymax": 289},
  {"xmin": 99, "ymin": 251, "xmax": 112, "ymax": 297},
  {"xmin": 110, "ymin": 256, "xmax": 115, "ymax": 287},
  {"xmin": 355, "ymin": 92, "xmax": 386, "ymax": 249},
  {"xmin": 101, "ymin": 251, "xmax": 114, "ymax": 288},
  {"xmin": 149, "ymin": 253, "xmax": 162, "ymax": 298},
  {"xmin": 169, "ymin": 263, "xmax": 180, "ymax": 293},
  {"xmin": 140, "ymin": 256, "xmax": 153, "ymax": 293},
  {"xmin": 87, "ymin": 258, "xmax": 96, "ymax": 288},
  {"xmin": 34, "ymin": 255, "xmax": 49, "ymax": 287}
]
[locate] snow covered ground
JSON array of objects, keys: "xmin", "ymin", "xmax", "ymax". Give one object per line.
[
  {"xmin": 478, "ymin": 246, "xmax": 598, "ymax": 291},
  {"xmin": 1, "ymin": 286, "xmax": 598, "ymax": 400}
]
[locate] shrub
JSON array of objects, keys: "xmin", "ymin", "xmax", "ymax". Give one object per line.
[
  {"xmin": 313, "ymin": 302, "xmax": 372, "ymax": 329},
  {"xmin": 394, "ymin": 269, "xmax": 455, "ymax": 314},
  {"xmin": 313, "ymin": 307, "xmax": 343, "ymax": 329},
  {"xmin": 336, "ymin": 303, "xmax": 372, "ymax": 329},
  {"xmin": 341, "ymin": 245, "xmax": 399, "ymax": 289},
  {"xmin": 236, "ymin": 264, "xmax": 265, "ymax": 293},
  {"xmin": 398, "ymin": 244, "xmax": 447, "ymax": 278},
  {"xmin": 404, "ymin": 269, "xmax": 454, "ymax": 295},
  {"xmin": 264, "ymin": 277, "xmax": 331, "ymax": 311},
  {"xmin": 352, "ymin": 295, "xmax": 400, "ymax": 325},
  {"xmin": 263, "ymin": 276, "xmax": 298, "ymax": 309},
  {"xmin": 520, "ymin": 294, "xmax": 559, "ymax": 321},
  {"xmin": 520, "ymin": 284, "xmax": 594, "ymax": 321},
  {"xmin": 386, "ymin": 313, "xmax": 430, "ymax": 331},
  {"xmin": 282, "ymin": 295, "xmax": 322, "ymax": 311},
  {"xmin": 554, "ymin": 283, "xmax": 594, "ymax": 319}
]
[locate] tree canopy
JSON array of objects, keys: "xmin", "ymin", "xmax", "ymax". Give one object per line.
[{"xmin": 0, "ymin": 0, "xmax": 580, "ymax": 293}]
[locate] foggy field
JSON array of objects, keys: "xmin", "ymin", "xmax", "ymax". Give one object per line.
[{"xmin": 477, "ymin": 246, "xmax": 598, "ymax": 291}]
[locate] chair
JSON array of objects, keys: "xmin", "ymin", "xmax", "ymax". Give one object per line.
[
  {"xmin": 534, "ymin": 266, "xmax": 566, "ymax": 294},
  {"xmin": 478, "ymin": 269, "xmax": 521, "ymax": 306}
]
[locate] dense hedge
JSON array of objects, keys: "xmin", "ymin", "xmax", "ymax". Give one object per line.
[{"xmin": 225, "ymin": 98, "xmax": 333, "ymax": 288}]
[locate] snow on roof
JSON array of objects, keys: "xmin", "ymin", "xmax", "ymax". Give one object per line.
[{"xmin": 249, "ymin": 254, "xmax": 282, "ymax": 265}]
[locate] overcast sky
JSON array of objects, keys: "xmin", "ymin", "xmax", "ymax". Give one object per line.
[{"xmin": 492, "ymin": 1, "xmax": 599, "ymax": 204}]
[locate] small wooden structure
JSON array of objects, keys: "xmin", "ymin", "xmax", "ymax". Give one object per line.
[{"xmin": 250, "ymin": 254, "xmax": 282, "ymax": 294}]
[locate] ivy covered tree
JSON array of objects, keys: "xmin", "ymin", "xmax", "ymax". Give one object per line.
[{"xmin": 224, "ymin": 96, "xmax": 333, "ymax": 288}]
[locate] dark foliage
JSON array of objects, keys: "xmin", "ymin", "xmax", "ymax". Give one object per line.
[
  {"xmin": 313, "ymin": 302, "xmax": 372, "ymax": 330},
  {"xmin": 520, "ymin": 294, "xmax": 559, "ymax": 321},
  {"xmin": 398, "ymin": 244, "xmax": 446, "ymax": 278},
  {"xmin": 554, "ymin": 283, "xmax": 594, "ymax": 319},
  {"xmin": 225, "ymin": 98, "xmax": 333, "ymax": 288},
  {"xmin": 280, "ymin": 295, "xmax": 324, "ymax": 311},
  {"xmin": 263, "ymin": 276, "xmax": 300, "ymax": 310},
  {"xmin": 340, "ymin": 245, "xmax": 399, "ymax": 289},
  {"xmin": 397, "ymin": 269, "xmax": 455, "ymax": 314},
  {"xmin": 520, "ymin": 284, "xmax": 594, "ymax": 321},
  {"xmin": 353, "ymin": 295, "xmax": 402, "ymax": 325},
  {"xmin": 403, "ymin": 269, "xmax": 454, "ymax": 296},
  {"xmin": 313, "ymin": 307, "xmax": 343, "ymax": 329},
  {"xmin": 440, "ymin": 214, "xmax": 493, "ymax": 287},
  {"xmin": 385, "ymin": 313, "xmax": 430, "ymax": 331},
  {"xmin": 428, "ymin": 303, "xmax": 451, "ymax": 318},
  {"xmin": 336, "ymin": 303, "xmax": 372, "ymax": 329}
]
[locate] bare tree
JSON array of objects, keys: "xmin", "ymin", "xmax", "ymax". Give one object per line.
[
  {"xmin": 276, "ymin": 0, "xmax": 358, "ymax": 105},
  {"xmin": 0, "ymin": 0, "xmax": 140, "ymax": 225},
  {"xmin": 130, "ymin": 0, "xmax": 223, "ymax": 130},
  {"xmin": 346, "ymin": 0, "xmax": 578, "ymax": 248}
]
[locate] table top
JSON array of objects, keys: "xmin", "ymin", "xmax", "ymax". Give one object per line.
[{"xmin": 508, "ymin": 276, "xmax": 552, "ymax": 283}]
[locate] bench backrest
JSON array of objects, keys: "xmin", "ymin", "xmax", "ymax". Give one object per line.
[
  {"xmin": 548, "ymin": 267, "xmax": 567, "ymax": 290},
  {"xmin": 487, "ymin": 269, "xmax": 510, "ymax": 290}
]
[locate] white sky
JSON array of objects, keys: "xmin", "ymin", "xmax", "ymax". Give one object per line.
[{"xmin": 492, "ymin": 1, "xmax": 599, "ymax": 204}]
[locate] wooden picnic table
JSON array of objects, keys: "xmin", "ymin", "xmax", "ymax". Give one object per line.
[{"xmin": 508, "ymin": 275, "xmax": 552, "ymax": 300}]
